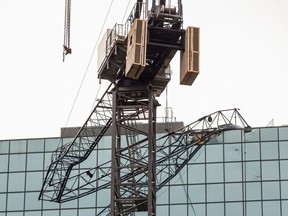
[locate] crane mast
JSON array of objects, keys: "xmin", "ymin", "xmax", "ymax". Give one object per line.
[{"xmin": 38, "ymin": 1, "xmax": 249, "ymax": 216}]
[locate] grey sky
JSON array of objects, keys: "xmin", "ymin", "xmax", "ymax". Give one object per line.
[{"xmin": 0, "ymin": 0, "xmax": 288, "ymax": 139}]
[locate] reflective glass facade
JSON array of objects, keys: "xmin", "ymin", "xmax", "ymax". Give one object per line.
[{"xmin": 1, "ymin": 126, "xmax": 288, "ymax": 215}]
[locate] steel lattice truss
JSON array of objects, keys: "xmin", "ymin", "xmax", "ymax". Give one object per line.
[{"xmin": 39, "ymin": 107, "xmax": 251, "ymax": 206}]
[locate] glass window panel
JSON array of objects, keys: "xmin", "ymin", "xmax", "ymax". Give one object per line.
[
  {"xmin": 190, "ymin": 146, "xmax": 205, "ymax": 163},
  {"xmin": 170, "ymin": 204, "xmax": 187, "ymax": 215},
  {"xmin": 261, "ymin": 128, "xmax": 278, "ymax": 141},
  {"xmin": 207, "ymin": 163, "xmax": 223, "ymax": 183},
  {"xmin": 44, "ymin": 138, "xmax": 61, "ymax": 152},
  {"xmin": 0, "ymin": 140, "xmax": 9, "ymax": 153},
  {"xmin": 42, "ymin": 199, "xmax": 60, "ymax": 210},
  {"xmin": 27, "ymin": 153, "xmax": 44, "ymax": 171},
  {"xmin": 170, "ymin": 169, "xmax": 187, "ymax": 185},
  {"xmin": 78, "ymin": 192, "xmax": 96, "ymax": 208},
  {"xmin": 9, "ymin": 140, "xmax": 27, "ymax": 153},
  {"xmin": 280, "ymin": 160, "xmax": 288, "ymax": 180},
  {"xmin": 44, "ymin": 153, "xmax": 53, "ymax": 171},
  {"xmin": 207, "ymin": 203, "xmax": 224, "ymax": 216},
  {"xmin": 79, "ymin": 208, "xmax": 96, "ymax": 216},
  {"xmin": 282, "ymin": 200, "xmax": 288, "ymax": 216},
  {"xmin": 245, "ymin": 182, "xmax": 262, "ymax": 200},
  {"xmin": 0, "ymin": 173, "xmax": 7, "ymax": 192},
  {"xmin": 27, "ymin": 139, "xmax": 44, "ymax": 152},
  {"xmin": 225, "ymin": 162, "xmax": 242, "ymax": 182},
  {"xmin": 8, "ymin": 172, "xmax": 25, "ymax": 192},
  {"xmin": 207, "ymin": 184, "xmax": 224, "ymax": 202},
  {"xmin": 95, "ymin": 188, "xmax": 110, "ymax": 207},
  {"xmin": 244, "ymin": 142, "xmax": 260, "ymax": 161},
  {"xmin": 225, "ymin": 183, "xmax": 243, "ymax": 201},
  {"xmin": 280, "ymin": 141, "xmax": 288, "ymax": 159},
  {"xmin": 281, "ymin": 181, "xmax": 288, "ymax": 199},
  {"xmin": 261, "ymin": 142, "xmax": 279, "ymax": 160},
  {"xmin": 61, "ymin": 197, "xmax": 78, "ymax": 209},
  {"xmin": 223, "ymin": 130, "xmax": 242, "ymax": 143},
  {"xmin": 61, "ymin": 209, "xmax": 78, "ymax": 216},
  {"xmin": 0, "ymin": 155, "xmax": 8, "ymax": 172},
  {"xmin": 206, "ymin": 144, "xmax": 223, "ymax": 162},
  {"xmin": 43, "ymin": 210, "xmax": 60, "ymax": 216},
  {"xmin": 188, "ymin": 164, "xmax": 205, "ymax": 184},
  {"xmin": 7, "ymin": 192, "xmax": 24, "ymax": 211},
  {"xmin": 262, "ymin": 161, "xmax": 279, "ymax": 180},
  {"xmin": 279, "ymin": 127, "xmax": 288, "ymax": 140},
  {"xmin": 0, "ymin": 194, "xmax": 6, "ymax": 211},
  {"xmin": 9, "ymin": 154, "xmax": 26, "ymax": 172},
  {"xmin": 6, "ymin": 213, "xmax": 23, "ymax": 216},
  {"xmin": 245, "ymin": 128, "xmax": 260, "ymax": 142},
  {"xmin": 226, "ymin": 202, "xmax": 243, "ymax": 216},
  {"xmin": 25, "ymin": 192, "xmax": 42, "ymax": 210},
  {"xmin": 244, "ymin": 161, "xmax": 261, "ymax": 181},
  {"xmin": 156, "ymin": 205, "xmax": 169, "ymax": 215},
  {"xmin": 189, "ymin": 204, "xmax": 205, "ymax": 216},
  {"xmin": 98, "ymin": 149, "xmax": 111, "ymax": 165},
  {"xmin": 224, "ymin": 143, "xmax": 242, "ymax": 161},
  {"xmin": 26, "ymin": 172, "xmax": 43, "ymax": 191},
  {"xmin": 25, "ymin": 211, "xmax": 42, "ymax": 216},
  {"xmin": 246, "ymin": 201, "xmax": 262, "ymax": 216},
  {"xmin": 157, "ymin": 186, "xmax": 169, "ymax": 204},
  {"xmin": 188, "ymin": 185, "xmax": 205, "ymax": 203},
  {"xmin": 170, "ymin": 185, "xmax": 187, "ymax": 204},
  {"xmin": 262, "ymin": 181, "xmax": 280, "ymax": 200},
  {"xmin": 263, "ymin": 201, "xmax": 280, "ymax": 216}
]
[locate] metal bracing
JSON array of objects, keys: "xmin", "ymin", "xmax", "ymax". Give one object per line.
[{"xmin": 110, "ymin": 85, "xmax": 157, "ymax": 215}]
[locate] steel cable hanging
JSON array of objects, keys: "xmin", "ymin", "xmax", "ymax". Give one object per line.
[{"xmin": 63, "ymin": 0, "xmax": 72, "ymax": 61}]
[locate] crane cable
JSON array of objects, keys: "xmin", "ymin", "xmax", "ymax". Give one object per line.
[
  {"xmin": 59, "ymin": 0, "xmax": 115, "ymax": 149},
  {"xmin": 63, "ymin": 0, "xmax": 72, "ymax": 61}
]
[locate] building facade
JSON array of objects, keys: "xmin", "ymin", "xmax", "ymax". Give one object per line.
[{"xmin": 0, "ymin": 126, "xmax": 288, "ymax": 215}]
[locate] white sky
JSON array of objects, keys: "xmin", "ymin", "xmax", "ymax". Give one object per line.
[{"xmin": 0, "ymin": 0, "xmax": 288, "ymax": 140}]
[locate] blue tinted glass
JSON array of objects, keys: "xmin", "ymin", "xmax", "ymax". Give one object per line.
[
  {"xmin": 0, "ymin": 193, "xmax": 6, "ymax": 211},
  {"xmin": 157, "ymin": 186, "xmax": 169, "ymax": 204},
  {"xmin": 261, "ymin": 142, "xmax": 279, "ymax": 160},
  {"xmin": 244, "ymin": 161, "xmax": 261, "ymax": 181},
  {"xmin": 27, "ymin": 139, "xmax": 44, "ymax": 152},
  {"xmin": 225, "ymin": 162, "xmax": 242, "ymax": 182},
  {"xmin": 262, "ymin": 181, "xmax": 280, "ymax": 199},
  {"xmin": 25, "ymin": 192, "xmax": 42, "ymax": 210},
  {"xmin": 224, "ymin": 143, "xmax": 242, "ymax": 161},
  {"xmin": 190, "ymin": 146, "xmax": 205, "ymax": 163},
  {"xmin": 245, "ymin": 129, "xmax": 260, "ymax": 142},
  {"xmin": 79, "ymin": 208, "xmax": 96, "ymax": 215},
  {"xmin": 223, "ymin": 130, "xmax": 242, "ymax": 143},
  {"xmin": 170, "ymin": 185, "xmax": 187, "ymax": 204},
  {"xmin": 43, "ymin": 210, "xmax": 60, "ymax": 216},
  {"xmin": 45, "ymin": 138, "xmax": 61, "ymax": 151},
  {"xmin": 156, "ymin": 205, "xmax": 169, "ymax": 215},
  {"xmin": 282, "ymin": 200, "xmax": 288, "ymax": 215},
  {"xmin": 263, "ymin": 201, "xmax": 280, "ymax": 216},
  {"xmin": 246, "ymin": 182, "xmax": 261, "ymax": 200},
  {"xmin": 261, "ymin": 128, "xmax": 278, "ymax": 141},
  {"xmin": 8, "ymin": 172, "xmax": 25, "ymax": 192},
  {"xmin": 207, "ymin": 203, "xmax": 224, "ymax": 216},
  {"xmin": 225, "ymin": 183, "xmax": 243, "ymax": 201},
  {"xmin": 206, "ymin": 144, "xmax": 223, "ymax": 162},
  {"xmin": 207, "ymin": 163, "xmax": 223, "ymax": 183},
  {"xmin": 280, "ymin": 141, "xmax": 288, "ymax": 159},
  {"xmin": 244, "ymin": 143, "xmax": 260, "ymax": 160},
  {"xmin": 27, "ymin": 153, "xmax": 44, "ymax": 171},
  {"xmin": 188, "ymin": 164, "xmax": 205, "ymax": 184},
  {"xmin": 0, "ymin": 140, "xmax": 9, "ymax": 153},
  {"xmin": 246, "ymin": 201, "xmax": 262, "ymax": 216},
  {"xmin": 170, "ymin": 204, "xmax": 187, "ymax": 215},
  {"xmin": 281, "ymin": 181, "xmax": 288, "ymax": 199},
  {"xmin": 0, "ymin": 155, "xmax": 8, "ymax": 172},
  {"xmin": 7, "ymin": 193, "xmax": 24, "ymax": 211},
  {"xmin": 24, "ymin": 212, "xmax": 42, "ymax": 216},
  {"xmin": 207, "ymin": 184, "xmax": 224, "ymax": 202},
  {"xmin": 9, "ymin": 154, "xmax": 26, "ymax": 172},
  {"xmin": 262, "ymin": 161, "xmax": 279, "ymax": 180},
  {"xmin": 10, "ymin": 140, "xmax": 26, "ymax": 153},
  {"xmin": 226, "ymin": 202, "xmax": 243, "ymax": 216},
  {"xmin": 79, "ymin": 192, "xmax": 96, "ymax": 208},
  {"xmin": 0, "ymin": 173, "xmax": 7, "ymax": 192},
  {"xmin": 26, "ymin": 171, "xmax": 43, "ymax": 191},
  {"xmin": 95, "ymin": 188, "xmax": 110, "ymax": 207},
  {"xmin": 190, "ymin": 204, "xmax": 205, "ymax": 216},
  {"xmin": 188, "ymin": 185, "xmax": 205, "ymax": 203},
  {"xmin": 279, "ymin": 127, "xmax": 288, "ymax": 140}
]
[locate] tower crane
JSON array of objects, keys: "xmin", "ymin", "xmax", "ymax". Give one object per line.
[{"xmin": 39, "ymin": 1, "xmax": 251, "ymax": 215}]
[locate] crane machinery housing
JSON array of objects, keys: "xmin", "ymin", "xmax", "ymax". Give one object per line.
[{"xmin": 39, "ymin": 1, "xmax": 251, "ymax": 215}]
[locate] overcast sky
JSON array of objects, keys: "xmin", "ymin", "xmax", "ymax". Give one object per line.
[{"xmin": 0, "ymin": 0, "xmax": 288, "ymax": 140}]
